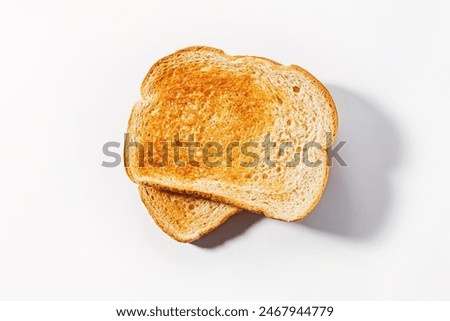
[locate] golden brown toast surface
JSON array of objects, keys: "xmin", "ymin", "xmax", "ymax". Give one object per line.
[{"xmin": 126, "ymin": 46, "xmax": 338, "ymax": 224}]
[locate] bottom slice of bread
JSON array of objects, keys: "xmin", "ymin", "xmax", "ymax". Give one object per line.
[{"xmin": 138, "ymin": 186, "xmax": 241, "ymax": 242}]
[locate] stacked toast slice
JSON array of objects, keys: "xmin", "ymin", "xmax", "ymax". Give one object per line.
[{"xmin": 125, "ymin": 46, "xmax": 337, "ymax": 242}]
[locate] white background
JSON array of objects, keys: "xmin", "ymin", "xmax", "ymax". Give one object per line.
[{"xmin": 1, "ymin": 0, "xmax": 449, "ymax": 300}]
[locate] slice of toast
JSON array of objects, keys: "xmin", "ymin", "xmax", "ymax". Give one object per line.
[
  {"xmin": 138, "ymin": 185, "xmax": 240, "ymax": 242},
  {"xmin": 126, "ymin": 46, "xmax": 337, "ymax": 222}
]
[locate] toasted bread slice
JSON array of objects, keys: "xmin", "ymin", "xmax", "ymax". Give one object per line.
[
  {"xmin": 138, "ymin": 185, "xmax": 240, "ymax": 242},
  {"xmin": 126, "ymin": 46, "xmax": 337, "ymax": 221}
]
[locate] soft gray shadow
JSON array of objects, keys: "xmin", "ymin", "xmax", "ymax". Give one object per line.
[
  {"xmin": 301, "ymin": 85, "xmax": 403, "ymax": 239},
  {"xmin": 192, "ymin": 211, "xmax": 262, "ymax": 248}
]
